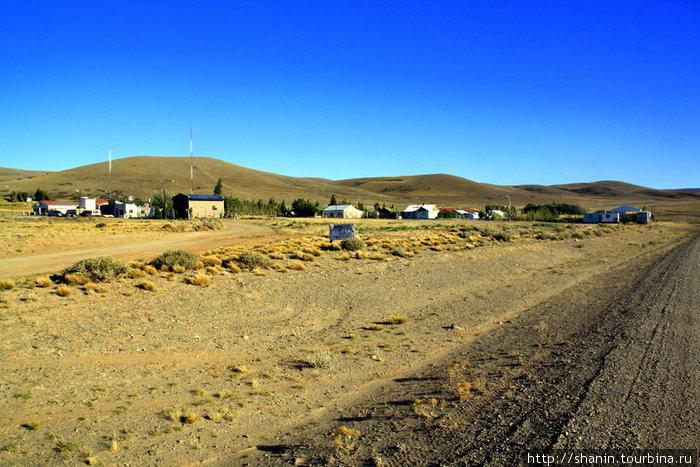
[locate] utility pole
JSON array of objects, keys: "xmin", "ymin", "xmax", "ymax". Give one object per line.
[
  {"xmin": 506, "ymin": 195, "xmax": 511, "ymax": 221},
  {"xmin": 108, "ymin": 146, "xmax": 112, "ymax": 199}
]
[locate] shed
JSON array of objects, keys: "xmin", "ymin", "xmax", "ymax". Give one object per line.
[
  {"xmin": 583, "ymin": 213, "xmax": 602, "ymax": 223},
  {"xmin": 173, "ymin": 194, "xmax": 225, "ymax": 219},
  {"xmin": 321, "ymin": 204, "xmax": 363, "ymax": 219}
]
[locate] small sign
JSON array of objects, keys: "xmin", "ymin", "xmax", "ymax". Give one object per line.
[{"xmin": 329, "ymin": 224, "xmax": 355, "ymax": 241}]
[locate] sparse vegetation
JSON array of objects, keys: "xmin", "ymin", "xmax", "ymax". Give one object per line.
[
  {"xmin": 332, "ymin": 426, "xmax": 361, "ymax": 453},
  {"xmin": 0, "ymin": 279, "xmax": 16, "ymax": 290},
  {"xmin": 341, "ymin": 237, "xmax": 366, "ymax": 251},
  {"xmin": 137, "ymin": 280, "xmax": 157, "ymax": 291},
  {"xmin": 185, "ymin": 274, "xmax": 210, "ymax": 286},
  {"xmin": 55, "ymin": 285, "xmax": 71, "ymax": 297},
  {"xmin": 150, "ymin": 250, "xmax": 200, "ymax": 270},
  {"xmin": 62, "ymin": 257, "xmax": 129, "ymax": 282},
  {"xmin": 34, "ymin": 277, "xmax": 53, "ymax": 288},
  {"xmin": 310, "ymin": 350, "xmax": 334, "ymax": 369},
  {"xmin": 236, "ymin": 251, "xmax": 274, "ymax": 270}
]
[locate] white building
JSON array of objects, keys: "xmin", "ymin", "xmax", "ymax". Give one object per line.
[
  {"xmin": 321, "ymin": 204, "xmax": 363, "ymax": 219},
  {"xmin": 401, "ymin": 204, "xmax": 439, "ymax": 219}
]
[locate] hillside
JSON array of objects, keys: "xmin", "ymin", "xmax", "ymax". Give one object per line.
[
  {"xmin": 1, "ymin": 157, "xmax": 698, "ymax": 214},
  {"xmin": 0, "ymin": 157, "xmax": 397, "ymax": 205},
  {"xmin": 0, "ymin": 167, "xmax": 52, "ymax": 184}
]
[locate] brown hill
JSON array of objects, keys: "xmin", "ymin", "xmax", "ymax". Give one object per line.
[
  {"xmin": 0, "ymin": 167, "xmax": 53, "ymax": 184},
  {"xmin": 1, "ymin": 157, "xmax": 697, "ymax": 215},
  {"xmin": 0, "ymin": 156, "xmax": 397, "ymax": 205}
]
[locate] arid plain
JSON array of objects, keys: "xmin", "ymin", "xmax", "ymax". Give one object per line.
[{"xmin": 1, "ymin": 214, "xmax": 697, "ymax": 465}]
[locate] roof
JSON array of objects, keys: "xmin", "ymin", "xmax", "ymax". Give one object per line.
[
  {"xmin": 37, "ymin": 200, "xmax": 76, "ymax": 206},
  {"xmin": 610, "ymin": 205, "xmax": 641, "ymax": 213},
  {"xmin": 403, "ymin": 204, "xmax": 438, "ymax": 213},
  {"xmin": 177, "ymin": 194, "xmax": 225, "ymax": 201},
  {"xmin": 322, "ymin": 204, "xmax": 357, "ymax": 211}
]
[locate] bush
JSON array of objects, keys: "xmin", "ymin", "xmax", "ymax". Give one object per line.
[
  {"xmin": 150, "ymin": 250, "xmax": 200, "ymax": 270},
  {"xmin": 236, "ymin": 251, "xmax": 273, "ymax": 270},
  {"xmin": 340, "ymin": 237, "xmax": 365, "ymax": 251},
  {"xmin": 0, "ymin": 279, "xmax": 16, "ymax": 291},
  {"xmin": 137, "ymin": 281, "xmax": 157, "ymax": 291},
  {"xmin": 185, "ymin": 274, "xmax": 210, "ymax": 286},
  {"xmin": 62, "ymin": 257, "xmax": 129, "ymax": 283}
]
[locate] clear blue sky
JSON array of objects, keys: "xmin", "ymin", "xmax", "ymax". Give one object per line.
[{"xmin": 1, "ymin": 1, "xmax": 698, "ymax": 189}]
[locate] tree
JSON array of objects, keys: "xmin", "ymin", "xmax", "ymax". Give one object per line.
[
  {"xmin": 214, "ymin": 178, "xmax": 223, "ymax": 196},
  {"xmin": 34, "ymin": 189, "xmax": 51, "ymax": 201},
  {"xmin": 329, "ymin": 194, "xmax": 337, "ymax": 206},
  {"xmin": 292, "ymin": 198, "xmax": 317, "ymax": 217},
  {"xmin": 150, "ymin": 190, "xmax": 173, "ymax": 219}
]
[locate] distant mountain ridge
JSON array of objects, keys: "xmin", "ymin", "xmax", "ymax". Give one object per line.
[{"xmin": 1, "ymin": 157, "xmax": 698, "ymax": 210}]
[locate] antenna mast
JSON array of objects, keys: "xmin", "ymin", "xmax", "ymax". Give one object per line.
[
  {"xmin": 108, "ymin": 145, "xmax": 112, "ymax": 198},
  {"xmin": 189, "ymin": 126, "xmax": 195, "ymax": 194}
]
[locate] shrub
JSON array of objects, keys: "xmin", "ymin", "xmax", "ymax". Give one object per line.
[
  {"xmin": 332, "ymin": 426, "xmax": 361, "ymax": 453},
  {"xmin": 289, "ymin": 260, "xmax": 306, "ymax": 271},
  {"xmin": 310, "ymin": 350, "xmax": 333, "ymax": 369},
  {"xmin": 171, "ymin": 265, "xmax": 186, "ymax": 274},
  {"xmin": 34, "ymin": 277, "xmax": 53, "ymax": 288},
  {"xmin": 137, "ymin": 281, "xmax": 157, "ymax": 291},
  {"xmin": 0, "ymin": 279, "xmax": 16, "ymax": 291},
  {"xmin": 340, "ymin": 237, "xmax": 365, "ymax": 251},
  {"xmin": 388, "ymin": 315, "xmax": 408, "ymax": 325},
  {"xmin": 150, "ymin": 250, "xmax": 200, "ymax": 271},
  {"xmin": 202, "ymin": 255, "xmax": 222, "ymax": 267},
  {"xmin": 143, "ymin": 265, "xmax": 158, "ymax": 275},
  {"xmin": 236, "ymin": 251, "xmax": 273, "ymax": 270},
  {"xmin": 185, "ymin": 274, "xmax": 209, "ymax": 286},
  {"xmin": 129, "ymin": 268, "xmax": 148, "ymax": 279},
  {"xmin": 62, "ymin": 257, "xmax": 129, "ymax": 282},
  {"xmin": 64, "ymin": 272, "xmax": 90, "ymax": 285},
  {"xmin": 55, "ymin": 285, "xmax": 71, "ymax": 297},
  {"xmin": 492, "ymin": 231, "xmax": 512, "ymax": 242}
]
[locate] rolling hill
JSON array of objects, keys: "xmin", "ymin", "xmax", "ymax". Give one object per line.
[{"xmin": 1, "ymin": 157, "xmax": 698, "ymax": 212}]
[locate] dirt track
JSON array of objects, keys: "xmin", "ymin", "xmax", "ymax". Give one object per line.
[
  {"xmin": 0, "ymin": 221, "xmax": 275, "ymax": 279},
  {"xmin": 268, "ymin": 234, "xmax": 699, "ymax": 465}
]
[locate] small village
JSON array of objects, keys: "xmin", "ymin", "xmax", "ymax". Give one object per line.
[{"xmin": 30, "ymin": 193, "xmax": 652, "ymax": 224}]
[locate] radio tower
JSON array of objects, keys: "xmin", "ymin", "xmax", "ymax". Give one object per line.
[{"xmin": 189, "ymin": 126, "xmax": 196, "ymax": 194}]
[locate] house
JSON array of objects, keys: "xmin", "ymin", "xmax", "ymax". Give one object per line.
[
  {"xmin": 601, "ymin": 212, "xmax": 620, "ymax": 223},
  {"xmin": 401, "ymin": 204, "xmax": 439, "ymax": 220},
  {"xmin": 610, "ymin": 205, "xmax": 641, "ymax": 214},
  {"xmin": 377, "ymin": 205, "xmax": 406, "ymax": 219},
  {"xmin": 321, "ymin": 204, "xmax": 363, "ymax": 219},
  {"xmin": 33, "ymin": 200, "xmax": 76, "ymax": 216},
  {"xmin": 455, "ymin": 209, "xmax": 480, "ymax": 220},
  {"xmin": 484, "ymin": 209, "xmax": 505, "ymax": 220},
  {"xmin": 172, "ymin": 193, "xmax": 225, "ymax": 219},
  {"xmin": 583, "ymin": 213, "xmax": 603, "ymax": 223}
]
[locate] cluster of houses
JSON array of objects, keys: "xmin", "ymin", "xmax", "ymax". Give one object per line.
[
  {"xmin": 583, "ymin": 205, "xmax": 652, "ymax": 224},
  {"xmin": 31, "ymin": 194, "xmax": 651, "ymax": 224},
  {"xmin": 320, "ymin": 204, "xmax": 481, "ymax": 220},
  {"xmin": 33, "ymin": 198, "xmax": 152, "ymax": 218},
  {"xmin": 32, "ymin": 194, "xmax": 227, "ymax": 219}
]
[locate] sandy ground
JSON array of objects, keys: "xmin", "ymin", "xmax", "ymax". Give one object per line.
[
  {"xmin": 0, "ymin": 221, "xmax": 695, "ymax": 466},
  {"xmin": 0, "ymin": 219, "xmax": 276, "ymax": 279}
]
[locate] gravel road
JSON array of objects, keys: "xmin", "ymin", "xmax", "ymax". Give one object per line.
[
  {"xmin": 0, "ymin": 221, "xmax": 275, "ymax": 279},
  {"xmin": 276, "ymin": 234, "xmax": 699, "ymax": 465}
]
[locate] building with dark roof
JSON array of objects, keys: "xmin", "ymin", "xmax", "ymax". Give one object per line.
[{"xmin": 173, "ymin": 193, "xmax": 225, "ymax": 219}]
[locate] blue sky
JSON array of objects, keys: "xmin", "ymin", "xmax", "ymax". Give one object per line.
[{"xmin": 1, "ymin": 1, "xmax": 698, "ymax": 188}]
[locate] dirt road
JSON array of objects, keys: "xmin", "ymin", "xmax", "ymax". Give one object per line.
[
  {"xmin": 0, "ymin": 221, "xmax": 276, "ymax": 279},
  {"xmin": 273, "ymin": 234, "xmax": 699, "ymax": 465}
]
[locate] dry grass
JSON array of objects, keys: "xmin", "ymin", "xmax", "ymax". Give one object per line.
[
  {"xmin": 34, "ymin": 277, "xmax": 53, "ymax": 288},
  {"xmin": 55, "ymin": 285, "xmax": 71, "ymax": 297},
  {"xmin": 143, "ymin": 265, "xmax": 158, "ymax": 275},
  {"xmin": 171, "ymin": 264, "xmax": 186, "ymax": 274},
  {"xmin": 289, "ymin": 260, "xmax": 306, "ymax": 271},
  {"xmin": 137, "ymin": 281, "xmax": 157, "ymax": 291},
  {"xmin": 202, "ymin": 255, "xmax": 223, "ymax": 267},
  {"xmin": 0, "ymin": 280, "xmax": 15, "ymax": 291},
  {"xmin": 332, "ymin": 426, "xmax": 361, "ymax": 453},
  {"xmin": 129, "ymin": 268, "xmax": 148, "ymax": 279},
  {"xmin": 84, "ymin": 283, "xmax": 109, "ymax": 293},
  {"xmin": 365, "ymin": 323, "xmax": 384, "ymax": 331},
  {"xmin": 64, "ymin": 272, "xmax": 90, "ymax": 285},
  {"xmin": 412, "ymin": 398, "xmax": 439, "ymax": 418},
  {"xmin": 183, "ymin": 412, "xmax": 199, "ymax": 424},
  {"xmin": 185, "ymin": 274, "xmax": 210, "ymax": 286},
  {"xmin": 388, "ymin": 315, "xmax": 408, "ymax": 325}
]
